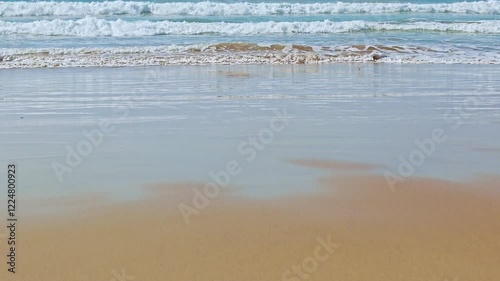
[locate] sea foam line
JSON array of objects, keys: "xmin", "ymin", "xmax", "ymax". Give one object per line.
[
  {"xmin": 1, "ymin": 43, "xmax": 499, "ymax": 68},
  {"xmin": 2, "ymin": 52, "xmax": 499, "ymax": 69},
  {"xmin": 1, "ymin": 18, "xmax": 500, "ymax": 36},
  {"xmin": 0, "ymin": 0, "xmax": 499, "ymax": 17}
]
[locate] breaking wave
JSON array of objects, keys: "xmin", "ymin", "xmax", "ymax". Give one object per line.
[
  {"xmin": 1, "ymin": 1, "xmax": 499, "ymax": 17},
  {"xmin": 1, "ymin": 18, "xmax": 500, "ymax": 36},
  {"xmin": 1, "ymin": 43, "xmax": 499, "ymax": 68}
]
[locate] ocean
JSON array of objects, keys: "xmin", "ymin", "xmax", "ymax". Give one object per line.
[
  {"xmin": 0, "ymin": 1, "xmax": 499, "ymax": 207},
  {"xmin": 0, "ymin": 0, "xmax": 499, "ymax": 68}
]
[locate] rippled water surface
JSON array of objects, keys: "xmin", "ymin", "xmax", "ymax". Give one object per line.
[{"xmin": 0, "ymin": 64, "xmax": 499, "ymax": 207}]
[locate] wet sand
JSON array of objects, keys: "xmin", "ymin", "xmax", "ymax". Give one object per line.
[
  {"xmin": 1, "ymin": 160, "xmax": 499, "ymax": 281},
  {"xmin": 2, "ymin": 64, "xmax": 500, "ymax": 201},
  {"xmin": 287, "ymin": 159, "xmax": 384, "ymax": 171}
]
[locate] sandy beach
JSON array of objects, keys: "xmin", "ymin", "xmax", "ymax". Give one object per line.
[
  {"xmin": 1, "ymin": 159, "xmax": 500, "ymax": 281},
  {"xmin": 2, "ymin": 0, "xmax": 500, "ymax": 278}
]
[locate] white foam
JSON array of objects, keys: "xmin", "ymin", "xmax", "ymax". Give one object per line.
[
  {"xmin": 1, "ymin": 1, "xmax": 499, "ymax": 17},
  {"xmin": 1, "ymin": 17, "xmax": 499, "ymax": 36},
  {"xmin": 1, "ymin": 43, "xmax": 499, "ymax": 68}
]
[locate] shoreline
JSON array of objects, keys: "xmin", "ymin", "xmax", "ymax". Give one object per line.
[
  {"xmin": 2, "ymin": 1, "xmax": 500, "ymax": 279},
  {"xmin": 3, "ymin": 60, "xmax": 500, "ymax": 70}
]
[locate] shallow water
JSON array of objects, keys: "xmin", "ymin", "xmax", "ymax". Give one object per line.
[{"xmin": 0, "ymin": 64, "xmax": 499, "ymax": 211}]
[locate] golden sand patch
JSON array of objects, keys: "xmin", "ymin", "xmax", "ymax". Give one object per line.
[
  {"xmin": 216, "ymin": 70, "xmax": 252, "ymax": 78},
  {"xmin": 1, "ymin": 162, "xmax": 499, "ymax": 281}
]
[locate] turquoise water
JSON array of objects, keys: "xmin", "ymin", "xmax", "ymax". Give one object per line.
[{"xmin": 0, "ymin": 0, "xmax": 499, "ymax": 67}]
